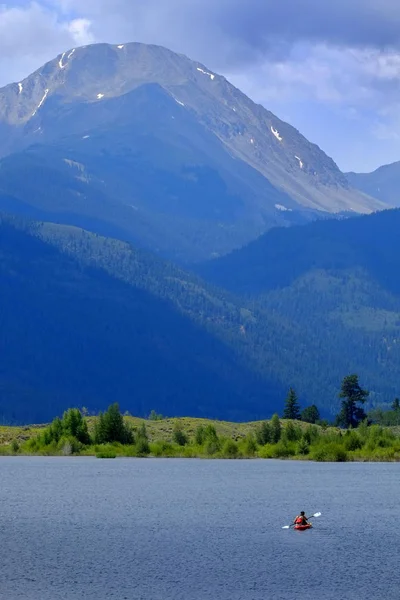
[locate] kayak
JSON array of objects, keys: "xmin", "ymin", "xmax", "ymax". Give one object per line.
[{"xmin": 294, "ymin": 522, "xmax": 312, "ymax": 531}]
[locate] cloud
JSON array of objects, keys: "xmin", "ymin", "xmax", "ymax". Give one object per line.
[
  {"xmin": 2, "ymin": 0, "xmax": 400, "ymax": 170},
  {"xmin": 0, "ymin": 2, "xmax": 93, "ymax": 85},
  {"xmin": 53, "ymin": 0, "xmax": 400, "ymax": 68}
]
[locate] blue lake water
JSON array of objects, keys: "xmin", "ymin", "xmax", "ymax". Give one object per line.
[{"xmin": 0, "ymin": 457, "xmax": 399, "ymax": 599}]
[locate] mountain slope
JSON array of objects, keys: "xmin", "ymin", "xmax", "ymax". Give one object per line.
[
  {"xmin": 347, "ymin": 163, "xmax": 400, "ymax": 207},
  {"xmin": 0, "ymin": 83, "xmax": 316, "ymax": 263},
  {"xmin": 198, "ymin": 209, "xmax": 400, "ymax": 413},
  {"xmin": 0, "ymin": 213, "xmax": 290, "ymax": 424},
  {"xmin": 0, "ymin": 43, "xmax": 387, "ymax": 261}
]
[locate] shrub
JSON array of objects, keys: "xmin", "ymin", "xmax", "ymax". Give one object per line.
[
  {"xmin": 96, "ymin": 450, "xmax": 117, "ymax": 458},
  {"xmin": 222, "ymin": 439, "xmax": 239, "ymax": 458},
  {"xmin": 194, "ymin": 425, "xmax": 206, "ymax": 445},
  {"xmin": 283, "ymin": 422, "xmax": 302, "ymax": 442},
  {"xmin": 255, "ymin": 422, "xmax": 271, "ymax": 445},
  {"xmin": 271, "ymin": 441, "xmax": 294, "ymax": 458},
  {"xmin": 311, "ymin": 443, "xmax": 347, "ymax": 462},
  {"xmin": 270, "ymin": 414, "xmax": 282, "ymax": 444},
  {"xmin": 242, "ymin": 435, "xmax": 257, "ymax": 457},
  {"xmin": 297, "ymin": 438, "xmax": 310, "ymax": 456},
  {"xmin": 11, "ymin": 439, "xmax": 20, "ymax": 454},
  {"xmin": 173, "ymin": 423, "xmax": 188, "ymax": 446},
  {"xmin": 344, "ymin": 432, "xmax": 363, "ymax": 451},
  {"xmin": 136, "ymin": 436, "xmax": 150, "ymax": 456}
]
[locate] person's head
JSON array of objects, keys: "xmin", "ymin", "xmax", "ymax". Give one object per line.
[{"xmin": 300, "ymin": 511, "xmax": 305, "ymax": 516}]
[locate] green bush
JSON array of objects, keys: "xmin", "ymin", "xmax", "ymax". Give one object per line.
[
  {"xmin": 283, "ymin": 422, "xmax": 302, "ymax": 442},
  {"xmin": 11, "ymin": 439, "xmax": 20, "ymax": 454},
  {"xmin": 241, "ymin": 435, "xmax": 257, "ymax": 457},
  {"xmin": 344, "ymin": 432, "xmax": 363, "ymax": 451},
  {"xmin": 270, "ymin": 414, "xmax": 282, "ymax": 444},
  {"xmin": 221, "ymin": 439, "xmax": 239, "ymax": 458},
  {"xmin": 194, "ymin": 425, "xmax": 206, "ymax": 445},
  {"xmin": 271, "ymin": 441, "xmax": 294, "ymax": 458},
  {"xmin": 255, "ymin": 422, "xmax": 271, "ymax": 445},
  {"xmin": 173, "ymin": 423, "xmax": 188, "ymax": 446},
  {"xmin": 297, "ymin": 437, "xmax": 310, "ymax": 455},
  {"xmin": 311, "ymin": 442, "xmax": 347, "ymax": 462},
  {"xmin": 136, "ymin": 436, "xmax": 150, "ymax": 456}
]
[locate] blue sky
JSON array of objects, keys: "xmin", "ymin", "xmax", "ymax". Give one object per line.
[{"xmin": 2, "ymin": 0, "xmax": 400, "ymax": 172}]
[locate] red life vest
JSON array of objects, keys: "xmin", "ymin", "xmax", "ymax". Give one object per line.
[{"xmin": 295, "ymin": 517, "xmax": 305, "ymax": 524}]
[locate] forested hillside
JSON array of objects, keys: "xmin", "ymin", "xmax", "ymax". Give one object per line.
[
  {"xmin": 199, "ymin": 209, "xmax": 400, "ymax": 413},
  {"xmin": 0, "ymin": 213, "xmax": 286, "ymax": 423}
]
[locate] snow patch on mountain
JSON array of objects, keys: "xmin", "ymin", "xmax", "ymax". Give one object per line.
[
  {"xmin": 197, "ymin": 67, "xmax": 215, "ymax": 81},
  {"xmin": 271, "ymin": 127, "xmax": 283, "ymax": 142},
  {"xmin": 32, "ymin": 89, "xmax": 49, "ymax": 116},
  {"xmin": 59, "ymin": 53, "xmax": 67, "ymax": 69},
  {"xmin": 275, "ymin": 204, "xmax": 292, "ymax": 212}
]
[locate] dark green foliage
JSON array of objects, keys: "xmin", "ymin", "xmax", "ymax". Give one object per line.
[
  {"xmin": 242, "ymin": 435, "xmax": 257, "ymax": 457},
  {"xmin": 270, "ymin": 414, "xmax": 282, "ymax": 444},
  {"xmin": 135, "ymin": 423, "xmax": 150, "ymax": 456},
  {"xmin": 368, "ymin": 407, "xmax": 400, "ymax": 426},
  {"xmin": 283, "ymin": 422, "xmax": 302, "ymax": 442},
  {"xmin": 392, "ymin": 398, "xmax": 400, "ymax": 411},
  {"xmin": 194, "ymin": 425, "xmax": 206, "ymax": 445},
  {"xmin": 172, "ymin": 423, "xmax": 188, "ymax": 446},
  {"xmin": 255, "ymin": 422, "xmax": 272, "ymax": 445},
  {"xmin": 336, "ymin": 375, "xmax": 369, "ymax": 428},
  {"xmin": 311, "ymin": 443, "xmax": 348, "ymax": 463},
  {"xmin": 222, "ymin": 439, "xmax": 239, "ymax": 458},
  {"xmin": 343, "ymin": 431, "xmax": 363, "ymax": 451},
  {"xmin": 62, "ymin": 409, "xmax": 91, "ymax": 445},
  {"xmin": 203, "ymin": 425, "xmax": 221, "ymax": 455},
  {"xmin": 36, "ymin": 408, "xmax": 90, "ymax": 449},
  {"xmin": 283, "ymin": 388, "xmax": 301, "ymax": 420},
  {"xmin": 94, "ymin": 404, "xmax": 133, "ymax": 445},
  {"xmin": 297, "ymin": 437, "xmax": 310, "ymax": 455},
  {"xmin": 301, "ymin": 405, "xmax": 320, "ymax": 424},
  {"xmin": 11, "ymin": 439, "xmax": 19, "ymax": 454}
]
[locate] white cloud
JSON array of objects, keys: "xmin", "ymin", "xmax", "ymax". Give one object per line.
[{"xmin": 0, "ymin": 2, "xmax": 93, "ymax": 85}]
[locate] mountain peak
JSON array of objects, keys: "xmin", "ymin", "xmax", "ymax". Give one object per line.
[{"xmin": 0, "ymin": 40, "xmax": 389, "ymax": 233}]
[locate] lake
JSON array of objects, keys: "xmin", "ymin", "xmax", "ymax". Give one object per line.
[{"xmin": 0, "ymin": 457, "xmax": 399, "ymax": 599}]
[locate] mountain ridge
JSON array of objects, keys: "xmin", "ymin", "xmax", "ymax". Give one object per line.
[
  {"xmin": 347, "ymin": 162, "xmax": 400, "ymax": 207},
  {"xmin": 0, "ymin": 41, "xmax": 387, "ymax": 216}
]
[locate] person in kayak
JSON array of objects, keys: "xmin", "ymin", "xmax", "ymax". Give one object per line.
[{"xmin": 294, "ymin": 511, "xmax": 309, "ymax": 526}]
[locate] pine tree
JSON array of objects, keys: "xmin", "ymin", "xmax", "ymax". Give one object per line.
[
  {"xmin": 94, "ymin": 404, "xmax": 133, "ymax": 444},
  {"xmin": 336, "ymin": 374, "xmax": 369, "ymax": 428},
  {"xmin": 283, "ymin": 388, "xmax": 301, "ymax": 420},
  {"xmin": 301, "ymin": 405, "xmax": 320, "ymax": 424}
]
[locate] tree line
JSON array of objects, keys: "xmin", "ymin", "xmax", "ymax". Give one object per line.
[{"xmin": 282, "ymin": 373, "xmax": 400, "ymax": 429}]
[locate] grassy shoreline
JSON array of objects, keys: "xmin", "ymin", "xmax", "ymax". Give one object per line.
[{"xmin": 1, "ymin": 415, "xmax": 400, "ymax": 462}]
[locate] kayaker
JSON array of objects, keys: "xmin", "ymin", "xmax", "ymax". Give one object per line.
[{"xmin": 294, "ymin": 511, "xmax": 308, "ymax": 526}]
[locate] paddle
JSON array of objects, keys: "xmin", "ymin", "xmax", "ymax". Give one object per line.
[{"xmin": 282, "ymin": 512, "xmax": 322, "ymax": 529}]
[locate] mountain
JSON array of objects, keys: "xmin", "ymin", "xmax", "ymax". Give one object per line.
[
  {"xmin": 0, "ymin": 42, "xmax": 387, "ymax": 262},
  {"xmin": 347, "ymin": 163, "xmax": 400, "ymax": 207},
  {"xmin": 0, "ymin": 212, "xmax": 291, "ymax": 424},
  {"xmin": 198, "ymin": 209, "xmax": 400, "ymax": 413}
]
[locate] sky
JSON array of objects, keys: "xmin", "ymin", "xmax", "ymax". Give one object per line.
[{"xmin": 2, "ymin": 1, "xmax": 400, "ymax": 172}]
